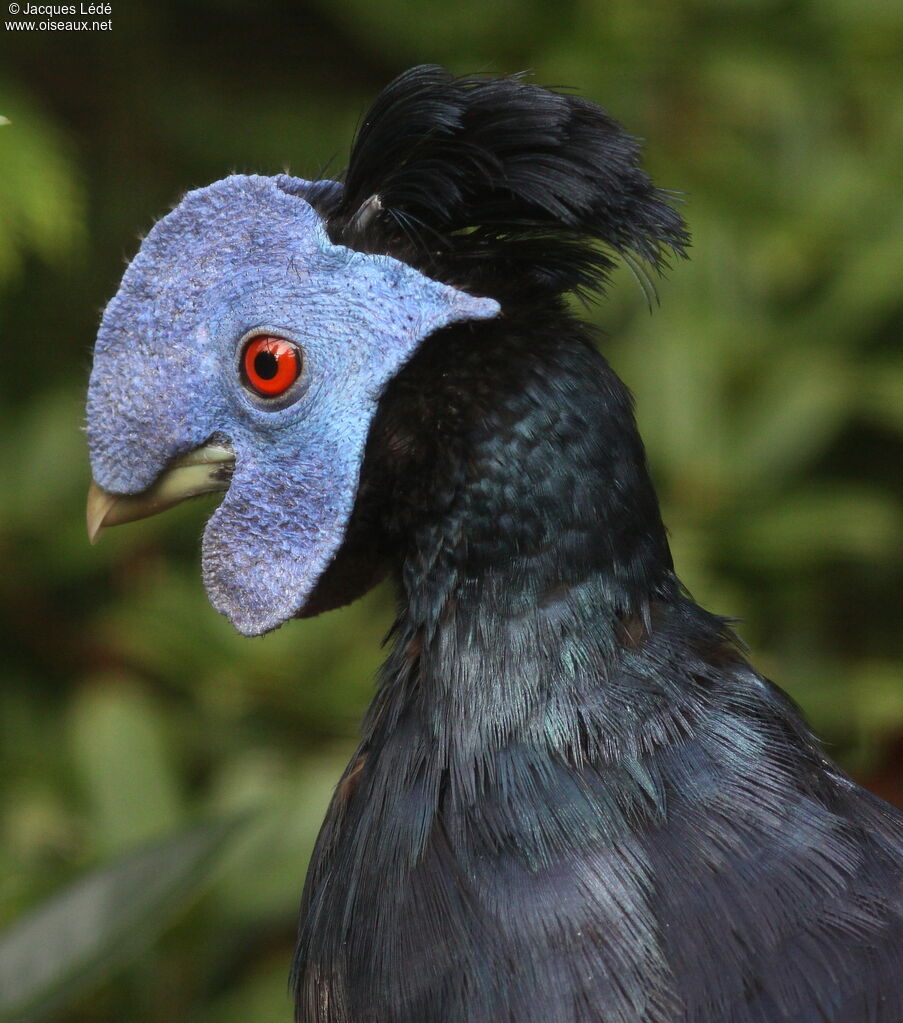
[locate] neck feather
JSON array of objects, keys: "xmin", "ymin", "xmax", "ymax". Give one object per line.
[{"xmin": 364, "ymin": 316, "xmax": 688, "ymax": 763}]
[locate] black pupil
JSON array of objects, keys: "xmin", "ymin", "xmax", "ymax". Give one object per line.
[{"xmin": 254, "ymin": 348, "xmax": 279, "ymax": 380}]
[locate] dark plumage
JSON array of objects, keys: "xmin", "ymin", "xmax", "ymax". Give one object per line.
[
  {"xmin": 86, "ymin": 66, "xmax": 903, "ymax": 1023},
  {"xmin": 319, "ymin": 67, "xmax": 686, "ymax": 302}
]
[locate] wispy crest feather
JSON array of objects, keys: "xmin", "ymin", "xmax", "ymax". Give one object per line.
[{"xmin": 315, "ymin": 65, "xmax": 689, "ymax": 303}]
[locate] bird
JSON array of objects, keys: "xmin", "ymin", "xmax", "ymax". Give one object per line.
[{"xmin": 85, "ymin": 66, "xmax": 903, "ymax": 1023}]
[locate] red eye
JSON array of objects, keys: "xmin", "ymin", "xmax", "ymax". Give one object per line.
[{"xmin": 242, "ymin": 336, "xmax": 302, "ymax": 397}]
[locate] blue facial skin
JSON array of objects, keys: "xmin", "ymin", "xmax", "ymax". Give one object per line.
[{"xmin": 87, "ymin": 175, "xmax": 500, "ymax": 636}]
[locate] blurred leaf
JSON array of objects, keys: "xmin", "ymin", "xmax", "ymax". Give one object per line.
[
  {"xmin": 730, "ymin": 486, "xmax": 901, "ymax": 568},
  {"xmin": 854, "ymin": 662, "xmax": 903, "ymax": 734},
  {"xmin": 0, "ymin": 388, "xmax": 87, "ymax": 534},
  {"xmin": 0, "ymin": 819, "xmax": 239, "ymax": 1023},
  {"xmin": 207, "ymin": 747, "xmax": 351, "ymax": 920},
  {"xmin": 0, "ymin": 80, "xmax": 84, "ymax": 284},
  {"xmin": 730, "ymin": 347, "xmax": 851, "ymax": 488},
  {"xmin": 69, "ymin": 679, "xmax": 184, "ymax": 855}
]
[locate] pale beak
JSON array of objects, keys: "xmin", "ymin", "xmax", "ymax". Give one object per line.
[{"xmin": 87, "ymin": 444, "xmax": 235, "ymax": 544}]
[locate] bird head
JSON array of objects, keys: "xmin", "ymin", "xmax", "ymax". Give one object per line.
[
  {"xmin": 87, "ymin": 66, "xmax": 686, "ymax": 637},
  {"xmin": 86, "ymin": 173, "xmax": 499, "ymax": 636}
]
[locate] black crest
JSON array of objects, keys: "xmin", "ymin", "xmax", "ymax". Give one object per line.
[{"xmin": 317, "ymin": 65, "xmax": 689, "ymax": 303}]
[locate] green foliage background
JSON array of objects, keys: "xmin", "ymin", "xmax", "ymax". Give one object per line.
[{"xmin": 0, "ymin": 2, "xmax": 901, "ymax": 1019}]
